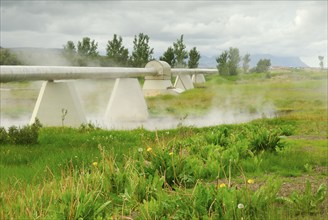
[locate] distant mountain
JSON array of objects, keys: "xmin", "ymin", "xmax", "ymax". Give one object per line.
[
  {"xmin": 198, "ymin": 54, "xmax": 308, "ymax": 68},
  {"xmin": 249, "ymin": 54, "xmax": 308, "ymax": 68},
  {"xmin": 198, "ymin": 55, "xmax": 217, "ymax": 68}
]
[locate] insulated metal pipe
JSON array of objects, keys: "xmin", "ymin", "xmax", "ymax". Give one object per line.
[
  {"xmin": 171, "ymin": 68, "xmax": 218, "ymax": 76},
  {"xmin": 0, "ymin": 65, "xmax": 219, "ymax": 83},
  {"xmin": 0, "ymin": 65, "xmax": 158, "ymax": 83}
]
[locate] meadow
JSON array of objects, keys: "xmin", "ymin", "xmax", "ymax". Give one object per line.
[{"xmin": 0, "ymin": 68, "xmax": 327, "ymax": 219}]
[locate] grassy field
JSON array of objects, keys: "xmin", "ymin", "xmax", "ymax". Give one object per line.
[{"xmin": 0, "ymin": 69, "xmax": 327, "ymax": 219}]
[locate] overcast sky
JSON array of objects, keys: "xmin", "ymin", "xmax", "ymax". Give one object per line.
[{"xmin": 1, "ymin": 0, "xmax": 327, "ymax": 67}]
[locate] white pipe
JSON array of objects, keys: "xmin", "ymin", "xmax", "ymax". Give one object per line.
[
  {"xmin": 171, "ymin": 68, "xmax": 218, "ymax": 76},
  {"xmin": 0, "ymin": 65, "xmax": 158, "ymax": 82},
  {"xmin": 0, "ymin": 65, "xmax": 218, "ymax": 83}
]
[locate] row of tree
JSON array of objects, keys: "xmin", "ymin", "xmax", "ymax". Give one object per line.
[
  {"xmin": 6, "ymin": 33, "xmax": 325, "ymax": 73},
  {"xmin": 63, "ymin": 34, "xmax": 200, "ymax": 68},
  {"xmin": 216, "ymin": 47, "xmax": 271, "ymax": 75},
  {"xmin": 63, "ymin": 34, "xmax": 271, "ymax": 74}
]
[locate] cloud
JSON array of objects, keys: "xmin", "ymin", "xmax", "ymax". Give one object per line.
[{"xmin": 0, "ymin": 0, "xmax": 327, "ymax": 66}]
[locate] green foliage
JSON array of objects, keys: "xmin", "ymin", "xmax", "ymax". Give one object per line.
[
  {"xmin": 54, "ymin": 168, "xmax": 111, "ymax": 220},
  {"xmin": 1, "ymin": 121, "xmax": 327, "ymax": 219},
  {"xmin": 205, "ymin": 125, "xmax": 231, "ymax": 147},
  {"xmin": 253, "ymin": 58, "xmax": 271, "ymax": 73},
  {"xmin": 77, "ymin": 37, "xmax": 99, "ymax": 58},
  {"xmin": 0, "ymin": 48, "xmax": 22, "ymax": 65},
  {"xmin": 63, "ymin": 41, "xmax": 76, "ymax": 56},
  {"xmin": 249, "ymin": 127, "xmax": 284, "ymax": 153},
  {"xmin": 63, "ymin": 37, "xmax": 100, "ymax": 66},
  {"xmin": 0, "ymin": 127, "xmax": 9, "ymax": 144},
  {"xmin": 228, "ymin": 47, "xmax": 241, "ymax": 75},
  {"xmin": 1, "ymin": 119, "xmax": 42, "ymax": 145},
  {"xmin": 63, "ymin": 40, "xmax": 77, "ymax": 65},
  {"xmin": 173, "ymin": 34, "xmax": 188, "ymax": 67},
  {"xmin": 246, "ymin": 178, "xmax": 282, "ymax": 218},
  {"xmin": 192, "ymin": 182, "xmax": 217, "ymax": 218},
  {"xmin": 78, "ymin": 123, "xmax": 101, "ymax": 133},
  {"xmin": 188, "ymin": 47, "xmax": 201, "ymax": 68},
  {"xmin": 216, "ymin": 47, "xmax": 240, "ymax": 75},
  {"xmin": 106, "ymin": 34, "xmax": 129, "ymax": 67},
  {"xmin": 216, "ymin": 50, "xmax": 229, "ymax": 75},
  {"xmin": 278, "ymin": 181, "xmax": 327, "ymax": 215},
  {"xmin": 159, "ymin": 46, "xmax": 176, "ymax": 67},
  {"xmin": 130, "ymin": 33, "xmax": 154, "ymax": 67},
  {"xmin": 77, "ymin": 37, "xmax": 100, "ymax": 66}
]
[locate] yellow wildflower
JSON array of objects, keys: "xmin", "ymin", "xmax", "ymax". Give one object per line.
[
  {"xmin": 146, "ymin": 147, "xmax": 152, "ymax": 152},
  {"xmin": 169, "ymin": 152, "xmax": 173, "ymax": 156},
  {"xmin": 92, "ymin": 162, "xmax": 98, "ymax": 167},
  {"xmin": 247, "ymin": 179, "xmax": 255, "ymax": 184},
  {"xmin": 219, "ymin": 183, "xmax": 226, "ymax": 188}
]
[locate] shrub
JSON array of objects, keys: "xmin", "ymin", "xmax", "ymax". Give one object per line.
[
  {"xmin": 2, "ymin": 119, "xmax": 42, "ymax": 145},
  {"xmin": 205, "ymin": 126, "xmax": 231, "ymax": 147},
  {"xmin": 278, "ymin": 181, "xmax": 327, "ymax": 215},
  {"xmin": 249, "ymin": 128, "xmax": 284, "ymax": 153},
  {"xmin": 0, "ymin": 127, "xmax": 9, "ymax": 144},
  {"xmin": 78, "ymin": 122, "xmax": 100, "ymax": 133}
]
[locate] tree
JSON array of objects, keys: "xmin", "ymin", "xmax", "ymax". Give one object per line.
[
  {"xmin": 63, "ymin": 41, "xmax": 77, "ymax": 65},
  {"xmin": 228, "ymin": 47, "xmax": 240, "ymax": 75},
  {"xmin": 318, "ymin": 56, "xmax": 324, "ymax": 70},
  {"xmin": 77, "ymin": 37, "xmax": 99, "ymax": 58},
  {"xmin": 76, "ymin": 37, "xmax": 99, "ymax": 66},
  {"xmin": 255, "ymin": 59, "xmax": 271, "ymax": 73},
  {"xmin": 106, "ymin": 34, "xmax": 129, "ymax": 67},
  {"xmin": 188, "ymin": 47, "xmax": 201, "ymax": 68},
  {"xmin": 159, "ymin": 46, "xmax": 176, "ymax": 67},
  {"xmin": 242, "ymin": 53, "xmax": 251, "ymax": 73},
  {"xmin": 173, "ymin": 35, "xmax": 188, "ymax": 68},
  {"xmin": 216, "ymin": 50, "xmax": 229, "ymax": 75},
  {"xmin": 130, "ymin": 33, "xmax": 154, "ymax": 67},
  {"xmin": 63, "ymin": 41, "xmax": 76, "ymax": 55},
  {"xmin": 0, "ymin": 48, "xmax": 22, "ymax": 65},
  {"xmin": 216, "ymin": 47, "xmax": 241, "ymax": 75}
]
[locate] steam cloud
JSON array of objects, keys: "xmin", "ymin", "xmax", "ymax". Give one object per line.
[
  {"xmin": 0, "ymin": 78, "xmax": 275, "ymax": 130},
  {"xmin": 0, "ymin": 50, "xmax": 276, "ymax": 130}
]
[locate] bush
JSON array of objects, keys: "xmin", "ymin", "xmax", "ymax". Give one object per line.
[
  {"xmin": 0, "ymin": 127, "xmax": 9, "ymax": 144},
  {"xmin": 1, "ymin": 119, "xmax": 42, "ymax": 145},
  {"xmin": 249, "ymin": 128, "xmax": 284, "ymax": 153},
  {"xmin": 278, "ymin": 181, "xmax": 327, "ymax": 215}
]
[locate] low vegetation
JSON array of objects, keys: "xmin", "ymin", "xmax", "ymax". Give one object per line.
[{"xmin": 0, "ymin": 69, "xmax": 327, "ymax": 219}]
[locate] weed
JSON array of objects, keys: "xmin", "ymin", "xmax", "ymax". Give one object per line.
[
  {"xmin": 278, "ymin": 181, "xmax": 327, "ymax": 215},
  {"xmin": 79, "ymin": 122, "xmax": 100, "ymax": 133},
  {"xmin": 249, "ymin": 127, "xmax": 284, "ymax": 153},
  {"xmin": 61, "ymin": 108, "xmax": 68, "ymax": 127}
]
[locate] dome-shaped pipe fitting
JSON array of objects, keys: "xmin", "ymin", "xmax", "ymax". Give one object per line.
[{"xmin": 145, "ymin": 60, "xmax": 171, "ymax": 80}]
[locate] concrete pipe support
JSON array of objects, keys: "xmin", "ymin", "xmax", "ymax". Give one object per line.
[{"xmin": 142, "ymin": 60, "xmax": 173, "ymax": 96}]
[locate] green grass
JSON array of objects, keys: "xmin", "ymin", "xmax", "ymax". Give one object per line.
[
  {"xmin": 147, "ymin": 70, "xmax": 327, "ymax": 121},
  {"xmin": 1, "ymin": 69, "xmax": 327, "ymax": 219}
]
